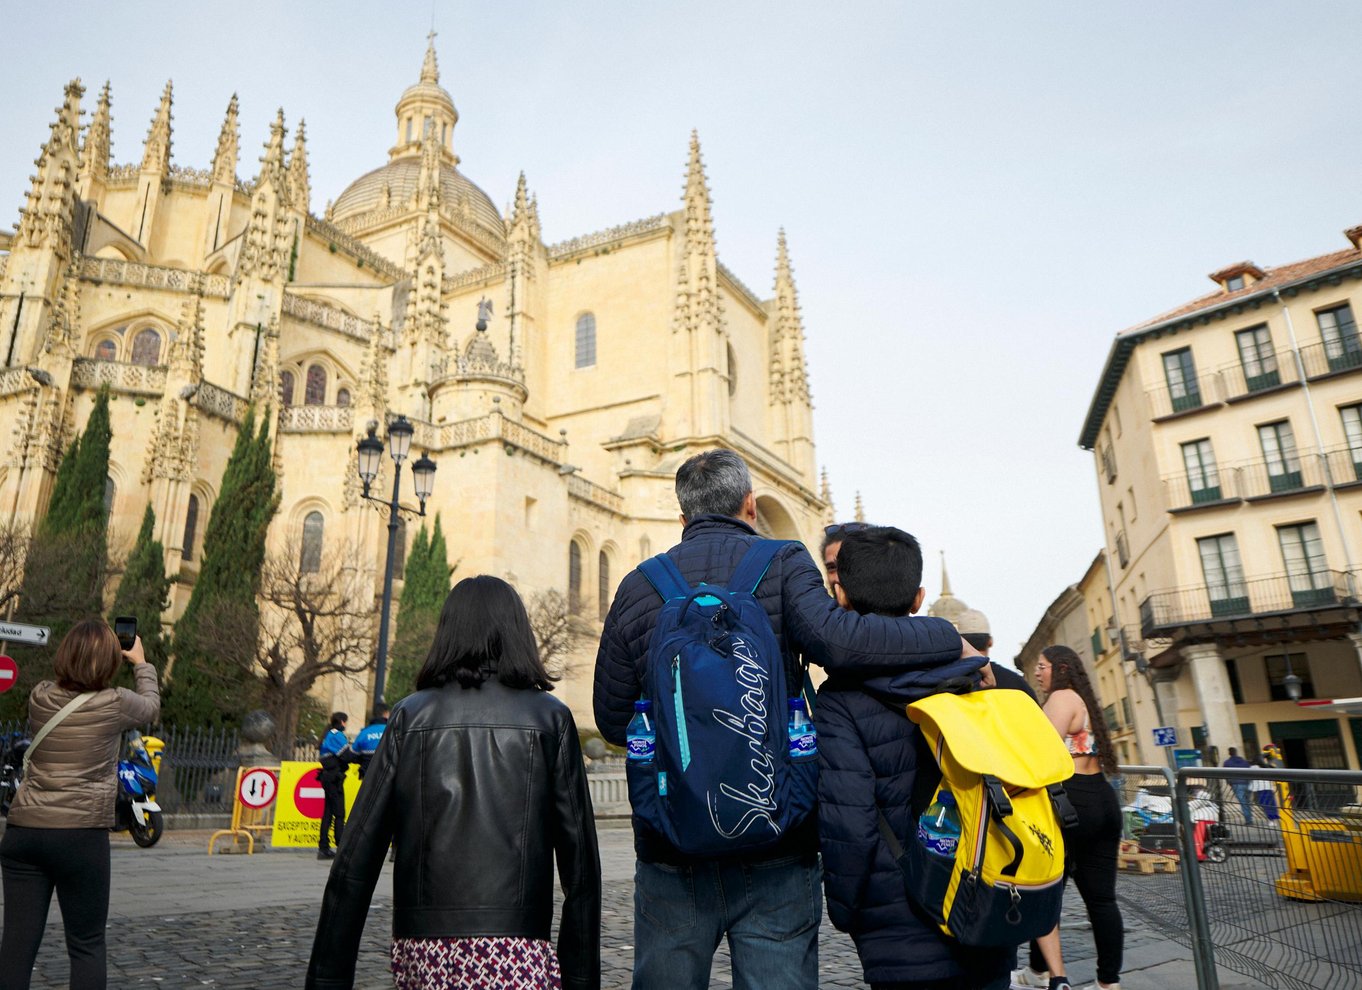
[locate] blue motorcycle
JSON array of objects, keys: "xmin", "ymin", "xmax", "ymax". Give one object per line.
[{"xmin": 115, "ymin": 731, "xmax": 163, "ymax": 847}]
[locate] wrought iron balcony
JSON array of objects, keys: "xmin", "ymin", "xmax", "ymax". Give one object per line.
[
  {"xmin": 1146, "ymin": 370, "xmax": 1222, "ymax": 419},
  {"xmin": 1299, "ymin": 338, "xmax": 1362, "ymax": 379},
  {"xmin": 1323, "ymin": 444, "xmax": 1362, "ymax": 487},
  {"xmin": 1139, "ymin": 570, "xmax": 1360, "ymax": 637},
  {"xmin": 1217, "ymin": 350, "xmax": 1300, "ymax": 402},
  {"xmin": 1163, "ymin": 469, "xmax": 1240, "ymax": 511},
  {"xmin": 1236, "ymin": 451, "xmax": 1326, "ymax": 500}
]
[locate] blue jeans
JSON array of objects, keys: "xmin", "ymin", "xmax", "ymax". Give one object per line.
[
  {"xmin": 1231, "ymin": 781, "xmax": 1254, "ymax": 823},
  {"xmin": 632, "ymin": 853, "xmax": 822, "ymax": 990}
]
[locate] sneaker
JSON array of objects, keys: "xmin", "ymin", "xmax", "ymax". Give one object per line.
[
  {"xmin": 317, "ymin": 848, "xmax": 336, "ymax": 860},
  {"xmin": 1011, "ymin": 969, "xmax": 1050, "ymax": 989}
]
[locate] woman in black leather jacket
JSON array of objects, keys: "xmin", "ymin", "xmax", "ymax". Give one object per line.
[{"xmin": 306, "ymin": 576, "xmax": 601, "ymax": 990}]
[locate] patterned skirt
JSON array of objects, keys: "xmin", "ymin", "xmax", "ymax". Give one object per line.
[{"xmin": 391, "ymin": 936, "xmax": 562, "ymax": 990}]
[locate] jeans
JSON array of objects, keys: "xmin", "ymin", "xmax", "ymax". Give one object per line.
[
  {"xmin": 0, "ymin": 826, "xmax": 111, "ymax": 990},
  {"xmin": 1231, "ymin": 782, "xmax": 1254, "ymax": 824},
  {"xmin": 1030, "ymin": 773, "xmax": 1124, "ymax": 986},
  {"xmin": 632, "ymin": 853, "xmax": 821, "ymax": 990}
]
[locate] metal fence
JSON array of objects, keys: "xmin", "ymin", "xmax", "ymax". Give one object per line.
[{"xmin": 1114, "ymin": 764, "xmax": 1362, "ymax": 990}]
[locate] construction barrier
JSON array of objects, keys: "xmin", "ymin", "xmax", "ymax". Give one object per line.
[{"xmin": 208, "ymin": 765, "xmax": 281, "ymax": 855}]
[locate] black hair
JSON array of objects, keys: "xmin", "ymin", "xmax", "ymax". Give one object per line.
[
  {"xmin": 329, "ymin": 712, "xmax": 348, "ymax": 730},
  {"xmin": 1042, "ymin": 644, "xmax": 1118, "ymax": 777},
  {"xmin": 821, "ymin": 520, "xmax": 870, "ymax": 554},
  {"xmin": 371, "ymin": 704, "xmax": 390, "ymax": 724},
  {"xmin": 835, "ymin": 526, "xmax": 923, "ymax": 617},
  {"xmin": 961, "ymin": 632, "xmax": 992, "ymax": 653},
  {"xmin": 416, "ymin": 575, "xmax": 555, "ymax": 692}
]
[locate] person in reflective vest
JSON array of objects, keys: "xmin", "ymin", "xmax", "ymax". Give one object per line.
[{"xmin": 352, "ymin": 705, "xmax": 389, "ymax": 779}]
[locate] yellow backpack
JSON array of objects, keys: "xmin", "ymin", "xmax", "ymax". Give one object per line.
[{"xmin": 879, "ymin": 689, "xmax": 1077, "ymax": 947}]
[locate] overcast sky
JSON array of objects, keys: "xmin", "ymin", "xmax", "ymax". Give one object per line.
[{"xmin": 3, "ymin": 2, "xmax": 1360, "ymax": 665}]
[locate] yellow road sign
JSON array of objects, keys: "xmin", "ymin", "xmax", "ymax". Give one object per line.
[{"xmin": 270, "ymin": 760, "xmax": 361, "ymax": 849}]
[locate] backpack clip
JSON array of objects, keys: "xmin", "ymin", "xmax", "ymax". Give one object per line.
[
  {"xmin": 984, "ymin": 775, "xmax": 1013, "ymax": 819},
  {"xmin": 1048, "ymin": 783, "xmax": 1079, "ymax": 830}
]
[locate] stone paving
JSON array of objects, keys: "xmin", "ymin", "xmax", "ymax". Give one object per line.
[{"xmin": 0, "ymin": 822, "xmax": 1275, "ymax": 989}]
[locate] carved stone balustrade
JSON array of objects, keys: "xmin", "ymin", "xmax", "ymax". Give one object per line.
[
  {"xmin": 446, "ymin": 261, "xmax": 508, "ymax": 293},
  {"xmin": 548, "ymin": 214, "xmax": 669, "ymax": 261},
  {"xmin": 78, "ymin": 257, "xmax": 229, "ymax": 299},
  {"xmin": 568, "ymin": 474, "xmax": 625, "ymax": 515},
  {"xmin": 304, "ymin": 216, "xmax": 404, "ymax": 280},
  {"xmin": 282, "ymin": 293, "xmax": 380, "ymax": 342},
  {"xmin": 70, "ymin": 358, "xmax": 167, "ymax": 396},
  {"xmin": 387, "ymin": 413, "xmax": 565, "ymax": 464},
  {"xmin": 279, "ymin": 404, "xmax": 354, "ymax": 433},
  {"xmin": 0, "ymin": 367, "xmax": 32, "ymax": 398},
  {"xmin": 192, "ymin": 382, "xmax": 248, "ymax": 424}
]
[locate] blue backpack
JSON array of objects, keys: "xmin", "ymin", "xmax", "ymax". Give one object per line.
[{"xmin": 628, "ymin": 540, "xmax": 818, "ymax": 856}]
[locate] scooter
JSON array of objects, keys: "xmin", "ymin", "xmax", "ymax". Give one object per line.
[
  {"xmin": 0, "ymin": 731, "xmax": 30, "ymax": 817},
  {"xmin": 114, "ymin": 731, "xmax": 164, "ymax": 847}
]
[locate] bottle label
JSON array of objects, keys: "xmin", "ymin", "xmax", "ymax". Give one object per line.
[
  {"xmin": 627, "ymin": 736, "xmax": 655, "ymax": 761},
  {"xmin": 789, "ymin": 732, "xmax": 817, "ymax": 758},
  {"xmin": 917, "ymin": 823, "xmax": 959, "ymax": 858}
]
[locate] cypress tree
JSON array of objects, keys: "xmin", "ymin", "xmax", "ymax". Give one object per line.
[
  {"xmin": 385, "ymin": 515, "xmax": 450, "ymax": 702},
  {"xmin": 3, "ymin": 388, "xmax": 114, "ymax": 719},
  {"xmin": 110, "ymin": 504, "xmax": 172, "ymax": 680},
  {"xmin": 164, "ymin": 408, "xmax": 278, "ymax": 726}
]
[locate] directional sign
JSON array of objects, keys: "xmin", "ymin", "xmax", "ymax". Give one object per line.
[
  {"xmin": 237, "ymin": 768, "xmax": 278, "ymax": 809},
  {"xmin": 0, "ymin": 656, "xmax": 16, "ymax": 693},
  {"xmin": 1153, "ymin": 726, "xmax": 1178, "ymax": 748},
  {"xmin": 0, "ymin": 622, "xmax": 51, "ymax": 647}
]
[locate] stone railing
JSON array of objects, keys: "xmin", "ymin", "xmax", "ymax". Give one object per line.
[
  {"xmin": 105, "ymin": 163, "xmax": 140, "ymax": 185},
  {"xmin": 167, "ymin": 165, "xmax": 214, "ymax": 190},
  {"xmin": 446, "ymin": 261, "xmax": 507, "ymax": 292},
  {"xmin": 304, "ymin": 216, "xmax": 404, "ymax": 280},
  {"xmin": 568, "ymin": 474, "xmax": 625, "ymax": 515},
  {"xmin": 193, "ymin": 381, "xmax": 249, "ymax": 423},
  {"xmin": 548, "ymin": 213, "xmax": 669, "ymax": 260},
  {"xmin": 279, "ymin": 404, "xmax": 354, "ymax": 433},
  {"xmin": 0, "ymin": 366, "xmax": 32, "ymax": 398},
  {"xmin": 393, "ymin": 412, "xmax": 564, "ymax": 463},
  {"xmin": 78, "ymin": 257, "xmax": 230, "ymax": 299},
  {"xmin": 282, "ymin": 293, "xmax": 379, "ymax": 342},
  {"xmin": 499, "ymin": 416, "xmax": 565, "ymax": 463},
  {"xmin": 717, "ymin": 261, "xmax": 766, "ymax": 312},
  {"xmin": 70, "ymin": 358, "xmax": 167, "ymax": 395}
]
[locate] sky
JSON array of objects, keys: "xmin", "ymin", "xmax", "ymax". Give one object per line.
[{"xmin": 3, "ymin": 2, "xmax": 1360, "ymax": 665}]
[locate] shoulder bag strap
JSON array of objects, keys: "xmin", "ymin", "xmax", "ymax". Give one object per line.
[
  {"xmin": 638, "ymin": 553, "xmax": 690, "ymax": 602},
  {"xmin": 23, "ymin": 691, "xmax": 96, "ymax": 774},
  {"xmin": 727, "ymin": 539, "xmax": 787, "ymax": 595},
  {"xmin": 876, "ymin": 809, "xmax": 907, "ymax": 860}
]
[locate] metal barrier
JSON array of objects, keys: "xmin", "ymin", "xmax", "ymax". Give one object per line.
[
  {"xmin": 208, "ymin": 765, "xmax": 280, "ymax": 855},
  {"xmin": 1115, "ymin": 764, "xmax": 1362, "ymax": 990}
]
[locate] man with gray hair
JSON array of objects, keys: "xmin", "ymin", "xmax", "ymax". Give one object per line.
[{"xmin": 594, "ymin": 449, "xmax": 981, "ymax": 990}]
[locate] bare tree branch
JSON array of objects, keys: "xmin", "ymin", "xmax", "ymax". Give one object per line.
[{"xmin": 526, "ymin": 589, "xmax": 582, "ymax": 680}]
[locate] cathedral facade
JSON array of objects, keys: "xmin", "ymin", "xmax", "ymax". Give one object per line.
[{"xmin": 0, "ymin": 40, "xmax": 826, "ymax": 720}]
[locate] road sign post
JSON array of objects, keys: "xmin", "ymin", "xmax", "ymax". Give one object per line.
[{"xmin": 0, "ymin": 622, "xmax": 52, "ymax": 647}]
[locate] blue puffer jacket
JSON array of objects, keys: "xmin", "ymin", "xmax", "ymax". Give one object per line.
[
  {"xmin": 817, "ymin": 665, "xmax": 1033, "ymax": 985},
  {"xmin": 592, "ymin": 515, "xmax": 974, "ymax": 863}
]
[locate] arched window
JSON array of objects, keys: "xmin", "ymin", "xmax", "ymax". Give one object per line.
[
  {"xmin": 727, "ymin": 343, "xmax": 737, "ymax": 397},
  {"xmin": 405, "ymin": 118, "xmax": 413, "ymax": 143},
  {"xmin": 279, "ymin": 371, "xmax": 295, "ymax": 407},
  {"xmin": 182, "ymin": 494, "xmax": 200, "ymax": 561},
  {"xmin": 568, "ymin": 541, "xmax": 583, "ymax": 613},
  {"xmin": 94, "ymin": 339, "xmax": 117, "ymax": 362},
  {"xmin": 393, "ymin": 516, "xmax": 407, "ymax": 574},
  {"xmin": 130, "ymin": 328, "xmax": 161, "ymax": 366},
  {"xmin": 304, "ymin": 365, "xmax": 327, "ymax": 406},
  {"xmin": 423, "ymin": 115, "xmax": 433, "ymax": 137},
  {"xmin": 336, "ymin": 387, "xmax": 351, "ymax": 408},
  {"xmin": 598, "ymin": 550, "xmax": 610, "ymax": 621},
  {"xmin": 300, "ymin": 511, "xmax": 324, "ymax": 574},
  {"xmin": 103, "ymin": 477, "xmax": 116, "ymax": 523},
  {"xmin": 575, "ymin": 313, "xmax": 596, "ymax": 369}
]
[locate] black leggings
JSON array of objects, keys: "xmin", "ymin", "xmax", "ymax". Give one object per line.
[
  {"xmin": 0, "ymin": 825, "xmax": 111, "ymax": 990},
  {"xmin": 319, "ymin": 772, "xmax": 346, "ymax": 851},
  {"xmin": 1030, "ymin": 772, "xmax": 1124, "ymax": 985}
]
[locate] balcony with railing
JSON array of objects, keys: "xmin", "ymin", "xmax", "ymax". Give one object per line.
[
  {"xmin": 1163, "ymin": 469, "xmax": 1241, "ymax": 512},
  {"xmin": 1299, "ymin": 337, "xmax": 1362, "ymax": 379},
  {"xmin": 70, "ymin": 358, "xmax": 167, "ymax": 396},
  {"xmin": 1147, "ymin": 370, "xmax": 1222, "ymax": 420},
  {"xmin": 1236, "ymin": 450, "xmax": 1327, "ymax": 501},
  {"xmin": 1139, "ymin": 570, "xmax": 1359, "ymax": 637},
  {"xmin": 1218, "ymin": 350, "xmax": 1301, "ymax": 402},
  {"xmin": 279, "ymin": 404, "xmax": 354, "ymax": 433},
  {"xmin": 1324, "ymin": 444, "xmax": 1362, "ymax": 488}
]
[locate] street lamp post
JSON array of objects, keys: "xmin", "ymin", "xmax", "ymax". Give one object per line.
[{"xmin": 356, "ymin": 415, "xmax": 436, "ymax": 710}]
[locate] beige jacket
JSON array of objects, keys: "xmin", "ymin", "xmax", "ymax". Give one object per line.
[{"xmin": 8, "ymin": 663, "xmax": 160, "ymax": 829}]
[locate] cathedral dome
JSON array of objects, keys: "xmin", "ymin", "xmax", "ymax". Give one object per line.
[{"xmin": 331, "ymin": 158, "xmax": 504, "ymax": 235}]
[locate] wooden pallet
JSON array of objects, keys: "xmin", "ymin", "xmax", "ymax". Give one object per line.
[{"xmin": 1118, "ymin": 851, "xmax": 1179, "ymax": 874}]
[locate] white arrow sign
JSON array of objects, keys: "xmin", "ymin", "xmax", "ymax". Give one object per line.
[{"xmin": 0, "ymin": 622, "xmax": 51, "ymax": 647}]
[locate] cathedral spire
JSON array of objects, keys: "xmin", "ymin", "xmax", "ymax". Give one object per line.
[
  {"xmin": 15, "ymin": 78, "xmax": 84, "ymax": 254},
  {"xmin": 234, "ymin": 110, "xmax": 291, "ymax": 280},
  {"xmin": 140, "ymin": 80, "xmax": 173, "ymax": 173},
  {"xmin": 169, "ymin": 284, "xmax": 206, "ymax": 378},
  {"xmin": 421, "ymin": 30, "xmax": 440, "ymax": 83},
  {"xmin": 508, "ymin": 172, "xmax": 540, "ymax": 242},
  {"xmin": 212, "ymin": 94, "xmax": 240, "ymax": 184},
  {"xmin": 854, "ymin": 491, "xmax": 865, "ymax": 524},
  {"xmin": 416, "ymin": 129, "xmax": 441, "ymax": 212},
  {"xmin": 289, "ymin": 118, "xmax": 310, "ymax": 213},
  {"xmin": 261, "ymin": 108, "xmax": 287, "ymax": 187},
  {"xmin": 683, "ymin": 130, "xmax": 717, "ymax": 255},
  {"xmin": 771, "ymin": 229, "xmax": 811, "ymax": 405},
  {"xmin": 819, "ymin": 467, "xmax": 835, "ymax": 524},
  {"xmin": 939, "ymin": 552, "xmax": 953, "ymax": 597},
  {"xmin": 81, "ymin": 81, "xmax": 112, "ymax": 184},
  {"xmin": 671, "ymin": 131, "xmax": 724, "ymax": 336}
]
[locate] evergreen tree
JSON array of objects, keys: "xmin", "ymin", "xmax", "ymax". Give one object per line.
[
  {"xmin": 164, "ymin": 408, "xmax": 278, "ymax": 726},
  {"xmin": 385, "ymin": 515, "xmax": 450, "ymax": 702},
  {"xmin": 110, "ymin": 504, "xmax": 172, "ymax": 681},
  {"xmin": 3, "ymin": 388, "xmax": 114, "ymax": 719}
]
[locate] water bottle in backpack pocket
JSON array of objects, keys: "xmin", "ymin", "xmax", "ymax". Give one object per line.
[{"xmin": 627, "ymin": 541, "xmax": 817, "ymax": 857}]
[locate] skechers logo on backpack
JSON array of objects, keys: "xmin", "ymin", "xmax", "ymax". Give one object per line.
[{"xmin": 709, "ymin": 635, "xmax": 778, "ymax": 839}]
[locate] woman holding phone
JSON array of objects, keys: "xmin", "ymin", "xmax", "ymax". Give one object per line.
[{"xmin": 0, "ymin": 618, "xmax": 160, "ymax": 990}]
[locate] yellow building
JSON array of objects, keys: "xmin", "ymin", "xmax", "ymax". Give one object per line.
[
  {"xmin": 1077, "ymin": 234, "xmax": 1362, "ymax": 771},
  {"xmin": 0, "ymin": 40, "xmax": 826, "ymax": 721}
]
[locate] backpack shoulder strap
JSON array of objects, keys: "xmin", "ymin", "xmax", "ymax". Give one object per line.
[
  {"xmin": 638, "ymin": 553, "xmax": 691, "ymax": 602},
  {"xmin": 727, "ymin": 539, "xmax": 787, "ymax": 595}
]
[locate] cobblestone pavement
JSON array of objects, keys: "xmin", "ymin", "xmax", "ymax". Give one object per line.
[{"xmin": 0, "ymin": 823, "xmax": 1264, "ymax": 989}]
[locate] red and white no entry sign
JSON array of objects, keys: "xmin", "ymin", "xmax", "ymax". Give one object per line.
[
  {"xmin": 293, "ymin": 771, "xmax": 327, "ymax": 819},
  {"xmin": 237, "ymin": 768, "xmax": 278, "ymax": 809},
  {"xmin": 0, "ymin": 656, "xmax": 16, "ymax": 694}
]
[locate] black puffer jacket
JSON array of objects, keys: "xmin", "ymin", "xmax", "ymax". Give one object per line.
[
  {"xmin": 306, "ymin": 678, "xmax": 601, "ymax": 990},
  {"xmin": 592, "ymin": 515, "xmax": 969, "ymax": 863}
]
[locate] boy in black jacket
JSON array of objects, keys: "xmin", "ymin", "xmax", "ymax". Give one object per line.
[{"xmin": 816, "ymin": 526, "xmax": 1012, "ymax": 990}]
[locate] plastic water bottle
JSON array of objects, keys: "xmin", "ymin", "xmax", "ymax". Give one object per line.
[
  {"xmin": 917, "ymin": 790, "xmax": 962, "ymax": 857},
  {"xmin": 788, "ymin": 697, "xmax": 817, "ymax": 759},
  {"xmin": 626, "ymin": 700, "xmax": 655, "ymax": 764}
]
